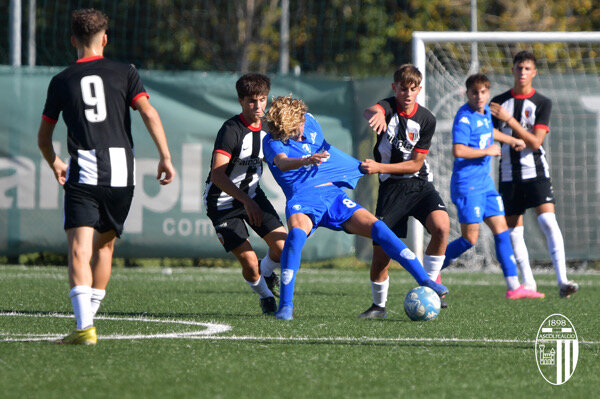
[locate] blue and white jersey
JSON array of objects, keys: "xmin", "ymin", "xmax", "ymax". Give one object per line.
[
  {"xmin": 263, "ymin": 113, "xmax": 364, "ymax": 199},
  {"xmin": 450, "ymin": 102, "xmax": 496, "ymax": 198}
]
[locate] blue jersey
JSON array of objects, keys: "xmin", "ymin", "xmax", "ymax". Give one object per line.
[
  {"xmin": 263, "ymin": 113, "xmax": 364, "ymax": 199},
  {"xmin": 450, "ymin": 103, "xmax": 496, "ymax": 198}
]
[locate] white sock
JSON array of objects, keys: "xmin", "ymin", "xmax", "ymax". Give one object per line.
[
  {"xmin": 371, "ymin": 277, "xmax": 389, "ymax": 308},
  {"xmin": 260, "ymin": 251, "xmax": 279, "ymax": 278},
  {"xmin": 247, "ymin": 276, "xmax": 273, "ymax": 299},
  {"xmin": 423, "ymin": 254, "xmax": 445, "ymax": 281},
  {"xmin": 537, "ymin": 212, "xmax": 568, "ymax": 286},
  {"xmin": 69, "ymin": 285, "xmax": 93, "ymax": 330},
  {"xmin": 505, "ymin": 276, "xmax": 520, "ymax": 291},
  {"xmin": 509, "ymin": 226, "xmax": 536, "ymax": 290},
  {"xmin": 90, "ymin": 288, "xmax": 106, "ymax": 317}
]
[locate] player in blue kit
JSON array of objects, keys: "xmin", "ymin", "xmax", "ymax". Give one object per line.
[
  {"xmin": 441, "ymin": 74, "xmax": 544, "ymax": 299},
  {"xmin": 263, "ymin": 95, "xmax": 448, "ymax": 320}
]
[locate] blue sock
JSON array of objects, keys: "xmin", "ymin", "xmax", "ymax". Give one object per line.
[
  {"xmin": 442, "ymin": 237, "xmax": 474, "ymax": 269},
  {"xmin": 494, "ymin": 230, "xmax": 518, "ymax": 278},
  {"xmin": 279, "ymin": 228, "xmax": 307, "ymax": 309},
  {"xmin": 371, "ymin": 220, "xmax": 429, "ymax": 285}
]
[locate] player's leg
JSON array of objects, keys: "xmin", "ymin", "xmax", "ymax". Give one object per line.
[
  {"xmin": 231, "ymin": 240, "xmax": 276, "ymax": 314},
  {"xmin": 57, "ymin": 183, "xmax": 101, "ymax": 345},
  {"xmin": 535, "ymin": 203, "xmax": 578, "ymax": 297},
  {"xmin": 422, "ymin": 209, "xmax": 449, "ymax": 281},
  {"xmin": 249, "ymin": 191, "xmax": 287, "ymax": 296},
  {"xmin": 259, "ymin": 226, "xmax": 286, "ymax": 297},
  {"xmin": 276, "ymin": 213, "xmax": 312, "ymax": 320},
  {"xmin": 444, "ymin": 223, "xmax": 478, "ymax": 270},
  {"xmin": 486, "ymin": 215, "xmax": 544, "ymax": 299},
  {"xmin": 344, "ymin": 208, "xmax": 446, "ymax": 295},
  {"xmin": 57, "ymin": 226, "xmax": 97, "ymax": 344},
  {"xmin": 500, "ymin": 181, "xmax": 537, "ymax": 291},
  {"xmin": 88, "ymin": 185, "xmax": 134, "ymax": 317},
  {"xmin": 357, "ymin": 245, "xmax": 391, "ymax": 318},
  {"xmin": 90, "ymin": 229, "xmax": 117, "ymax": 316}
]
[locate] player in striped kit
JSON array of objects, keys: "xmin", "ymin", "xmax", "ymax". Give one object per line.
[
  {"xmin": 38, "ymin": 9, "xmax": 175, "ymax": 344},
  {"xmin": 204, "ymin": 73, "xmax": 286, "ymax": 315},
  {"xmin": 490, "ymin": 51, "xmax": 578, "ymax": 298}
]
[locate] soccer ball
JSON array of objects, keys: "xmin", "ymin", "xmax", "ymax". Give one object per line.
[{"xmin": 403, "ymin": 286, "xmax": 441, "ymax": 321}]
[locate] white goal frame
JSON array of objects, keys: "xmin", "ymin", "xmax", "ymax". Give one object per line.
[{"xmin": 409, "ymin": 31, "xmax": 600, "ymax": 261}]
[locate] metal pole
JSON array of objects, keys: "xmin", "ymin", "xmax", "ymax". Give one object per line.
[
  {"xmin": 27, "ymin": 0, "xmax": 36, "ymax": 66},
  {"xmin": 9, "ymin": 0, "xmax": 22, "ymax": 66},
  {"xmin": 279, "ymin": 0, "xmax": 289, "ymax": 75},
  {"xmin": 469, "ymin": 0, "xmax": 479, "ymax": 73}
]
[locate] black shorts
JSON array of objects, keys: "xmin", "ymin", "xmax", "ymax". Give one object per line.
[
  {"xmin": 374, "ymin": 179, "xmax": 447, "ymax": 241},
  {"xmin": 499, "ymin": 178, "xmax": 555, "ymax": 216},
  {"xmin": 63, "ymin": 182, "xmax": 134, "ymax": 237},
  {"xmin": 206, "ymin": 188, "xmax": 284, "ymax": 252}
]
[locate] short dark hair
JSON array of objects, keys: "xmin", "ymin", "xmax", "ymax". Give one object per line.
[
  {"xmin": 393, "ymin": 64, "xmax": 422, "ymax": 87},
  {"xmin": 71, "ymin": 9, "xmax": 109, "ymax": 45},
  {"xmin": 236, "ymin": 73, "xmax": 271, "ymax": 99},
  {"xmin": 513, "ymin": 50, "xmax": 537, "ymax": 67},
  {"xmin": 466, "ymin": 73, "xmax": 490, "ymax": 91}
]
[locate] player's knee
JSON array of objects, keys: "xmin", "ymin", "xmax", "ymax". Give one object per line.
[{"xmin": 431, "ymin": 221, "xmax": 450, "ymax": 241}]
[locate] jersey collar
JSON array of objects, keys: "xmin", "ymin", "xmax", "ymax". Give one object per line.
[
  {"xmin": 76, "ymin": 55, "xmax": 104, "ymax": 63},
  {"xmin": 239, "ymin": 113, "xmax": 262, "ymax": 132},
  {"xmin": 396, "ymin": 102, "xmax": 419, "ymax": 118},
  {"xmin": 511, "ymin": 88, "xmax": 536, "ymax": 99}
]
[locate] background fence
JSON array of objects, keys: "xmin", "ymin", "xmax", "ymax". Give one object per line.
[{"xmin": 2, "ymin": 1, "xmax": 600, "ymax": 263}]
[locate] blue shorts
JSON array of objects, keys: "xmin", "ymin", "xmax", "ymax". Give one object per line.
[
  {"xmin": 452, "ymin": 189, "xmax": 505, "ymax": 224},
  {"xmin": 286, "ymin": 185, "xmax": 363, "ymax": 236}
]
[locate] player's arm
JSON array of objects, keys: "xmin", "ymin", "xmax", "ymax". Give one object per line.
[
  {"xmin": 134, "ymin": 96, "xmax": 175, "ymax": 185},
  {"xmin": 37, "ymin": 119, "xmax": 68, "ymax": 185},
  {"xmin": 363, "ymin": 104, "xmax": 387, "ymax": 134},
  {"xmin": 273, "ymin": 152, "xmax": 329, "ymax": 172},
  {"xmin": 210, "ymin": 152, "xmax": 263, "ymax": 226},
  {"xmin": 361, "ymin": 151, "xmax": 426, "ymax": 175},
  {"xmin": 489, "ymin": 102, "xmax": 547, "ymax": 150},
  {"xmin": 453, "ymin": 143, "xmax": 501, "ymax": 159},
  {"xmin": 493, "ymin": 128, "xmax": 526, "ymax": 151}
]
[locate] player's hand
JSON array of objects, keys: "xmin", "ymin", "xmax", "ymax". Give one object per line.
[
  {"xmin": 360, "ymin": 159, "xmax": 381, "ymax": 174},
  {"xmin": 485, "ymin": 144, "xmax": 501, "ymax": 157},
  {"xmin": 305, "ymin": 151, "xmax": 329, "ymax": 166},
  {"xmin": 52, "ymin": 157, "xmax": 68, "ymax": 185},
  {"xmin": 157, "ymin": 158, "xmax": 176, "ymax": 185},
  {"xmin": 489, "ymin": 102, "xmax": 512, "ymax": 122},
  {"xmin": 367, "ymin": 111, "xmax": 387, "ymax": 135},
  {"xmin": 243, "ymin": 198, "xmax": 263, "ymax": 226},
  {"xmin": 511, "ymin": 138, "xmax": 526, "ymax": 151}
]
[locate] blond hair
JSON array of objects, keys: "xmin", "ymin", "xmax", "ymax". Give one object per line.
[{"xmin": 265, "ymin": 96, "xmax": 308, "ymax": 143}]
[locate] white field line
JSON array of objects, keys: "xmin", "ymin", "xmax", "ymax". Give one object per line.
[{"xmin": 1, "ymin": 312, "xmax": 598, "ymax": 345}]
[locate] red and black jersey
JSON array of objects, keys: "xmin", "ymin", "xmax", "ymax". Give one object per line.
[
  {"xmin": 491, "ymin": 88, "xmax": 552, "ymax": 182},
  {"xmin": 42, "ymin": 56, "xmax": 148, "ymax": 187},
  {"xmin": 373, "ymin": 97, "xmax": 436, "ymax": 182},
  {"xmin": 204, "ymin": 114, "xmax": 266, "ymax": 211}
]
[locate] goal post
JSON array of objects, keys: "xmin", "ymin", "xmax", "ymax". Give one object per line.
[{"xmin": 410, "ymin": 31, "xmax": 600, "ymax": 269}]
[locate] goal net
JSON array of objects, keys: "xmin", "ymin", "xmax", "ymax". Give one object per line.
[{"xmin": 412, "ymin": 31, "xmax": 600, "ymax": 270}]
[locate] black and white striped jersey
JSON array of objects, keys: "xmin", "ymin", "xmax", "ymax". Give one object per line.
[
  {"xmin": 204, "ymin": 114, "xmax": 266, "ymax": 211},
  {"xmin": 373, "ymin": 97, "xmax": 436, "ymax": 182},
  {"xmin": 42, "ymin": 56, "xmax": 148, "ymax": 187},
  {"xmin": 491, "ymin": 89, "xmax": 552, "ymax": 182}
]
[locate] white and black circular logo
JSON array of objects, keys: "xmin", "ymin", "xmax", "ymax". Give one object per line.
[{"xmin": 535, "ymin": 314, "xmax": 578, "ymax": 385}]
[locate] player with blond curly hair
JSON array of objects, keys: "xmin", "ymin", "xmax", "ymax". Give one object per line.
[{"xmin": 263, "ymin": 96, "xmax": 448, "ymax": 320}]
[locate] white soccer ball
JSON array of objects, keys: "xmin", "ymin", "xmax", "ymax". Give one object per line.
[{"xmin": 403, "ymin": 286, "xmax": 441, "ymax": 321}]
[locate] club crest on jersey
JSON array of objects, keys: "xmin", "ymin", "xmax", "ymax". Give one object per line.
[
  {"xmin": 525, "ymin": 108, "xmax": 532, "ymax": 118},
  {"xmin": 406, "ymin": 128, "xmax": 419, "ymax": 144},
  {"xmin": 309, "ymin": 132, "xmax": 317, "ymax": 144}
]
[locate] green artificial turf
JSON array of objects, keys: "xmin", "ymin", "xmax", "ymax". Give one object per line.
[{"xmin": 0, "ymin": 266, "xmax": 598, "ymax": 398}]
